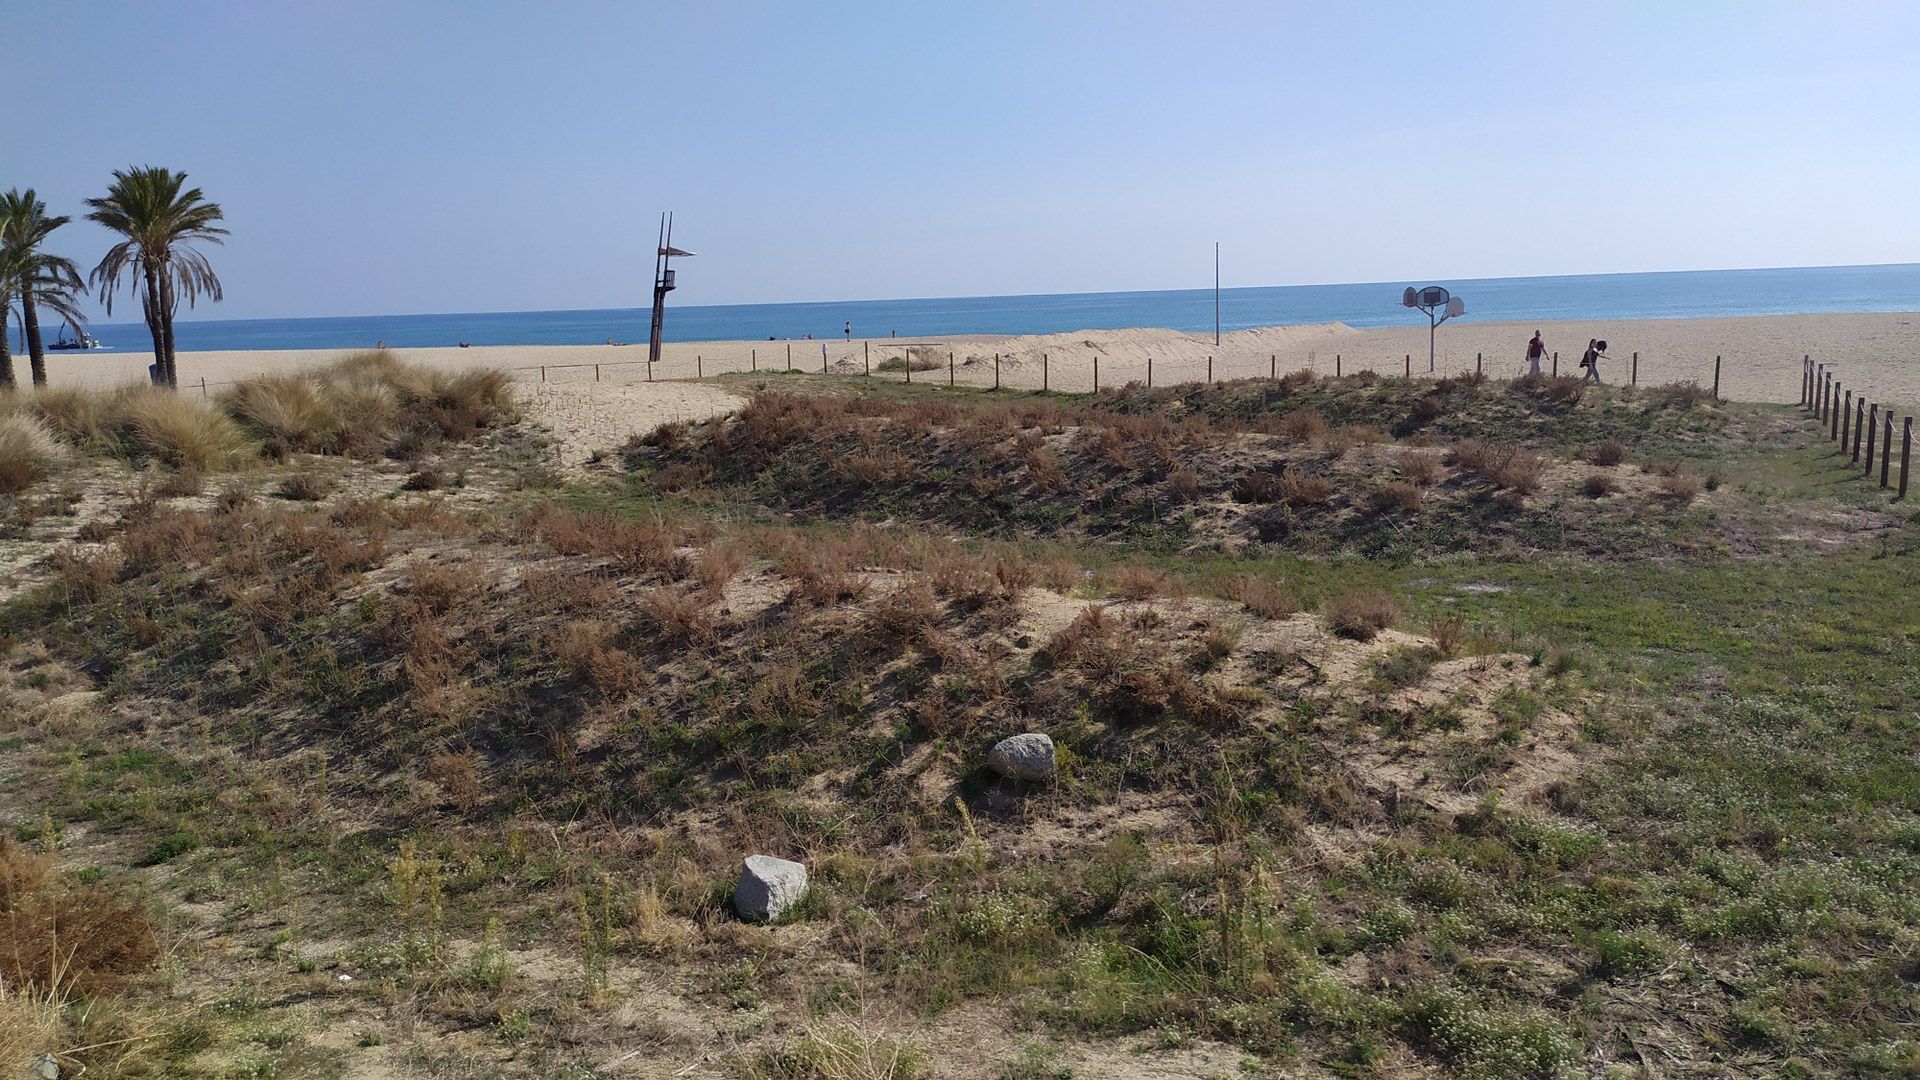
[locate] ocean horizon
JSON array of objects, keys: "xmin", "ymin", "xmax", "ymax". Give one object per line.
[{"xmin": 40, "ymin": 262, "xmax": 1920, "ymax": 355}]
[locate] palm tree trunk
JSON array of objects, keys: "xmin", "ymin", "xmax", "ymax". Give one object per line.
[
  {"xmin": 0, "ymin": 312, "xmax": 17, "ymax": 390},
  {"xmin": 158, "ymin": 273, "xmax": 179, "ymax": 388},
  {"xmin": 19, "ymin": 277, "xmax": 47, "ymax": 387},
  {"xmin": 141, "ymin": 263, "xmax": 168, "ymax": 387}
]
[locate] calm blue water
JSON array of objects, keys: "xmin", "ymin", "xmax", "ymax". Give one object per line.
[{"xmin": 44, "ymin": 263, "xmax": 1920, "ymax": 354}]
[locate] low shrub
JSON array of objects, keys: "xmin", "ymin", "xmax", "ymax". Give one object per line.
[
  {"xmin": 1233, "ymin": 470, "xmax": 1332, "ymax": 506},
  {"xmin": 1327, "ymin": 588, "xmax": 1403, "ymax": 641},
  {"xmin": 1226, "ymin": 574, "xmax": 1297, "ymax": 619},
  {"xmin": 1660, "ymin": 472, "xmax": 1703, "ymax": 502},
  {"xmin": 1371, "ymin": 481, "xmax": 1423, "ymax": 514},
  {"xmin": 1582, "ymin": 473, "xmax": 1618, "ymax": 498},
  {"xmin": 1276, "ymin": 409, "xmax": 1328, "ymax": 442},
  {"xmin": 1586, "ymin": 438, "xmax": 1627, "ymax": 466},
  {"xmin": 0, "ymin": 415, "xmax": 61, "ymax": 495},
  {"xmin": 115, "ymin": 388, "xmax": 252, "ymax": 472},
  {"xmin": 277, "ymin": 472, "xmax": 333, "ymax": 501},
  {"xmin": 1399, "ymin": 451, "xmax": 1443, "ymax": 486},
  {"xmin": 0, "ymin": 838, "xmax": 159, "ymax": 996},
  {"xmin": 1651, "ymin": 381, "xmax": 1713, "ymax": 408}
]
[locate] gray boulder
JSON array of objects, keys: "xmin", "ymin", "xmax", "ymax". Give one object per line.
[
  {"xmin": 734, "ymin": 855, "xmax": 808, "ymax": 921},
  {"xmin": 988, "ymin": 733, "xmax": 1056, "ymax": 781}
]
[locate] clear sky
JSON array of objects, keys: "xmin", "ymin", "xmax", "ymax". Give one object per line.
[{"xmin": 10, "ymin": 1, "xmax": 1918, "ymax": 321}]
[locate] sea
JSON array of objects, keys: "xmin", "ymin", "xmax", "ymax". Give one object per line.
[{"xmin": 46, "ymin": 262, "xmax": 1920, "ymax": 354}]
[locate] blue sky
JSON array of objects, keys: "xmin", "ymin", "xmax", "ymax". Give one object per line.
[{"xmin": 11, "ymin": 1, "xmax": 1918, "ymax": 321}]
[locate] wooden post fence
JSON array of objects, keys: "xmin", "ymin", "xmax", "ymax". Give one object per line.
[
  {"xmin": 822, "ymin": 344, "xmax": 828, "ymax": 374},
  {"xmin": 1854, "ymin": 397, "xmax": 1865, "ymax": 459},
  {"xmin": 1902, "ymin": 418, "xmax": 1913, "ymax": 499},
  {"xmin": 1043, "ymin": 352, "xmax": 1049, "ymax": 392},
  {"xmin": 1093, "ymin": 353, "xmax": 1099, "ymax": 392},
  {"xmin": 864, "ymin": 341, "xmax": 871, "ymax": 378},
  {"xmin": 1865, "ymin": 402, "xmax": 1877, "ymax": 470},
  {"xmin": 1475, "ymin": 352, "xmax": 1481, "ymax": 377},
  {"xmin": 949, "ymin": 351, "xmax": 955, "ymax": 388},
  {"xmin": 696, "ymin": 355, "xmax": 702, "ymax": 379},
  {"xmin": 1882, "ymin": 411, "xmax": 1894, "ymax": 488},
  {"xmin": 751, "ymin": 349, "xmax": 757, "ymax": 372},
  {"xmin": 1631, "ymin": 351, "xmax": 1639, "ymax": 387},
  {"xmin": 1405, "ymin": 354, "xmax": 1412, "ymax": 378},
  {"xmin": 1833, "ymin": 383, "xmax": 1842, "ymax": 440},
  {"xmin": 1552, "ymin": 351, "xmax": 1558, "ymax": 377},
  {"xmin": 1147, "ymin": 355, "xmax": 1153, "ymax": 387},
  {"xmin": 1337, "ymin": 354, "xmax": 1343, "ymax": 377},
  {"xmin": 1841, "ymin": 388, "xmax": 1852, "ymax": 446},
  {"xmin": 540, "ymin": 366, "xmax": 547, "ymax": 383},
  {"xmin": 786, "ymin": 343, "xmax": 793, "ymax": 372},
  {"xmin": 1712, "ymin": 356, "xmax": 1721, "ymax": 401},
  {"xmin": 1208, "ymin": 355, "xmax": 1214, "ymax": 384},
  {"xmin": 1270, "ymin": 354, "xmax": 1276, "ymax": 380},
  {"xmin": 994, "ymin": 353, "xmax": 1001, "ymax": 390},
  {"xmin": 200, "ymin": 377, "xmax": 209, "ymax": 396}
]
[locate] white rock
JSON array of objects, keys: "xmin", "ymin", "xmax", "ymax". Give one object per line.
[
  {"xmin": 988, "ymin": 733, "xmax": 1056, "ymax": 781},
  {"xmin": 734, "ymin": 855, "xmax": 809, "ymax": 921}
]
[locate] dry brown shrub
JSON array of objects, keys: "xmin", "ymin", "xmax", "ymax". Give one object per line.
[
  {"xmin": 1428, "ymin": 613, "xmax": 1466, "ymax": 657},
  {"xmin": 691, "ymin": 541, "xmax": 749, "ymax": 597},
  {"xmin": 553, "ymin": 620, "xmax": 644, "ymax": 697},
  {"xmin": 1233, "ymin": 470, "xmax": 1333, "ymax": 506},
  {"xmin": 0, "ymin": 838, "xmax": 159, "ymax": 996},
  {"xmin": 1660, "ymin": 472, "xmax": 1703, "ymax": 502},
  {"xmin": 1024, "ymin": 447, "xmax": 1070, "ymax": 492},
  {"xmin": 1586, "ymin": 439, "xmax": 1627, "ymax": 466},
  {"xmin": 1109, "ymin": 565, "xmax": 1173, "ymax": 602},
  {"xmin": 868, "ymin": 581, "xmax": 941, "ymax": 649},
  {"xmin": 522, "ymin": 566, "xmax": 618, "ymax": 613},
  {"xmin": 1646, "ymin": 458, "xmax": 1684, "ymax": 477},
  {"xmin": 1327, "ymin": 588, "xmax": 1404, "ymax": 641},
  {"xmin": 1408, "ymin": 395, "xmax": 1445, "ymax": 423},
  {"xmin": 1036, "ymin": 605, "xmax": 1115, "ymax": 669},
  {"xmin": 607, "ymin": 519, "xmax": 687, "ymax": 577},
  {"xmin": 1651, "ymin": 381, "xmax": 1713, "ymax": 409},
  {"xmin": 784, "ymin": 562, "xmax": 869, "ymax": 606},
  {"xmin": 1164, "ymin": 467, "xmax": 1201, "ymax": 503},
  {"xmin": 1399, "ymin": 451, "xmax": 1443, "ymax": 486},
  {"xmin": 1445, "ymin": 439, "xmax": 1502, "ymax": 474},
  {"xmin": 425, "ymin": 750, "xmax": 487, "ymax": 810},
  {"xmin": 634, "ymin": 589, "xmax": 719, "ymax": 646},
  {"xmin": 651, "ymin": 462, "xmax": 711, "ymax": 492},
  {"xmin": 1276, "ymin": 409, "xmax": 1328, "ymax": 442},
  {"xmin": 1224, "ymin": 574, "xmax": 1297, "ymax": 619},
  {"xmin": 276, "ymin": 471, "xmax": 332, "ymax": 502},
  {"xmin": 1278, "ymin": 367, "xmax": 1316, "ymax": 392},
  {"xmin": 1582, "ymin": 473, "xmax": 1618, "ymax": 498},
  {"xmin": 48, "ymin": 549, "xmax": 122, "ymax": 604},
  {"xmin": 406, "ymin": 561, "xmax": 481, "ymax": 614},
  {"xmin": 1371, "ymin": 481, "xmax": 1424, "ymax": 514},
  {"xmin": 1491, "ymin": 453, "xmax": 1544, "ymax": 494}
]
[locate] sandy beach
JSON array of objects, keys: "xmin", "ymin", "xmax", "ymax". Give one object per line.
[{"xmin": 39, "ymin": 310, "xmax": 1920, "ymax": 419}]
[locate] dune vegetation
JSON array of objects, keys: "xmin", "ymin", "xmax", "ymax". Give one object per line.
[{"xmin": 0, "ymin": 367, "xmax": 1916, "ymax": 1077}]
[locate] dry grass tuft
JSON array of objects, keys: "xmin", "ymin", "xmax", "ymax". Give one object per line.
[
  {"xmin": 1225, "ymin": 574, "xmax": 1297, "ymax": 619},
  {"xmin": 1327, "ymin": 588, "xmax": 1404, "ymax": 641},
  {"xmin": 1586, "ymin": 438, "xmax": 1627, "ymax": 466},
  {"xmin": 0, "ymin": 838, "xmax": 159, "ymax": 997},
  {"xmin": 115, "ymin": 388, "xmax": 251, "ymax": 472},
  {"xmin": 1275, "ymin": 409, "xmax": 1328, "ymax": 442},
  {"xmin": 276, "ymin": 472, "xmax": 333, "ymax": 502},
  {"xmin": 0, "ymin": 415, "xmax": 62, "ymax": 495},
  {"xmin": 1371, "ymin": 481, "xmax": 1424, "ymax": 514},
  {"xmin": 1399, "ymin": 450, "xmax": 1443, "ymax": 486},
  {"xmin": 1582, "ymin": 473, "xmax": 1618, "ymax": 498},
  {"xmin": 1660, "ymin": 472, "xmax": 1703, "ymax": 502}
]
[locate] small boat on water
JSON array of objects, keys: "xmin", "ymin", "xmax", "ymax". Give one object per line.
[{"xmin": 48, "ymin": 328, "xmax": 106, "ymax": 351}]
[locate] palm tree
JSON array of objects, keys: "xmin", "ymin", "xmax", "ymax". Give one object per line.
[
  {"xmin": 1, "ymin": 188, "xmax": 88, "ymax": 387},
  {"xmin": 86, "ymin": 167, "xmax": 226, "ymax": 388}
]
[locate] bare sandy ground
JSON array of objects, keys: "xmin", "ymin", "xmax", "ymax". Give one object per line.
[
  {"xmin": 40, "ymin": 310, "xmax": 1919, "ymax": 410},
  {"xmin": 522, "ymin": 382, "xmax": 744, "ymax": 467}
]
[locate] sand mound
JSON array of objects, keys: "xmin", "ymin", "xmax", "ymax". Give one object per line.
[{"xmin": 519, "ymin": 381, "xmax": 744, "ymax": 467}]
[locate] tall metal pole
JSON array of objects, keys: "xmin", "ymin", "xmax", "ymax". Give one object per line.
[
  {"xmin": 647, "ymin": 213, "xmax": 670, "ymax": 370},
  {"xmin": 1214, "ymin": 242, "xmax": 1221, "ymax": 347}
]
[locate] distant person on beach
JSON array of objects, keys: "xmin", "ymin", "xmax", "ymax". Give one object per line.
[
  {"xmin": 844, "ymin": 322, "xmax": 852, "ymax": 341},
  {"xmin": 1581, "ymin": 339, "xmax": 1607, "ymax": 382},
  {"xmin": 1525, "ymin": 331, "xmax": 1545, "ymax": 376}
]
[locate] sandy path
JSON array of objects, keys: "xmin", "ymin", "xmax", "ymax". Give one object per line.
[
  {"xmin": 38, "ymin": 309, "xmax": 1918, "ymax": 408},
  {"xmin": 519, "ymin": 382, "xmax": 744, "ymax": 467}
]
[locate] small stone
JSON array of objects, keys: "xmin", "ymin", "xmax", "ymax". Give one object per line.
[
  {"xmin": 734, "ymin": 855, "xmax": 808, "ymax": 921},
  {"xmin": 988, "ymin": 733, "xmax": 1056, "ymax": 781}
]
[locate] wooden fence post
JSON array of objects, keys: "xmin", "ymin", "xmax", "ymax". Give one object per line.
[
  {"xmin": 1833, "ymin": 383, "xmax": 1842, "ymax": 440},
  {"xmin": 1270, "ymin": 354, "xmax": 1276, "ymax": 380},
  {"xmin": 1551, "ymin": 351, "xmax": 1558, "ymax": 377},
  {"xmin": 751, "ymin": 349, "xmax": 757, "ymax": 373},
  {"xmin": 1801, "ymin": 356, "xmax": 1810, "ymax": 406},
  {"xmin": 822, "ymin": 344, "xmax": 828, "ymax": 374},
  {"xmin": 1865, "ymin": 403, "xmax": 1877, "ymax": 470},
  {"xmin": 1631, "ymin": 351, "xmax": 1638, "ymax": 387},
  {"xmin": 200, "ymin": 377, "xmax": 208, "ymax": 397},
  {"xmin": 904, "ymin": 346, "xmax": 911, "ymax": 383},
  {"xmin": 1902, "ymin": 417, "xmax": 1913, "ymax": 499},
  {"xmin": 1043, "ymin": 353, "xmax": 1049, "ymax": 392},
  {"xmin": 594, "ymin": 363, "xmax": 600, "ymax": 382},
  {"xmin": 1882, "ymin": 410, "xmax": 1894, "ymax": 487},
  {"xmin": 949, "ymin": 351, "xmax": 955, "ymax": 388},
  {"xmin": 865, "ymin": 341, "xmax": 871, "ymax": 378},
  {"xmin": 1855, "ymin": 398, "xmax": 1866, "ymax": 459},
  {"xmin": 995, "ymin": 353, "xmax": 1001, "ymax": 390},
  {"xmin": 1475, "ymin": 352, "xmax": 1481, "ymax": 377},
  {"xmin": 1093, "ymin": 354, "xmax": 1099, "ymax": 392},
  {"xmin": 1842, "ymin": 388, "xmax": 1852, "ymax": 446},
  {"xmin": 786, "ymin": 343, "xmax": 793, "ymax": 372},
  {"xmin": 1406, "ymin": 354, "xmax": 1412, "ymax": 378},
  {"xmin": 1208, "ymin": 355, "xmax": 1214, "ymax": 384},
  {"xmin": 1712, "ymin": 356, "xmax": 1721, "ymax": 401},
  {"xmin": 1337, "ymin": 353, "xmax": 1343, "ymax": 377},
  {"xmin": 1147, "ymin": 355, "xmax": 1153, "ymax": 387}
]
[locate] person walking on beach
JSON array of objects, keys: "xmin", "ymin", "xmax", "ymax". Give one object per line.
[
  {"xmin": 1580, "ymin": 339, "xmax": 1607, "ymax": 382},
  {"xmin": 1525, "ymin": 331, "xmax": 1546, "ymax": 376},
  {"xmin": 844, "ymin": 321, "xmax": 852, "ymax": 341}
]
